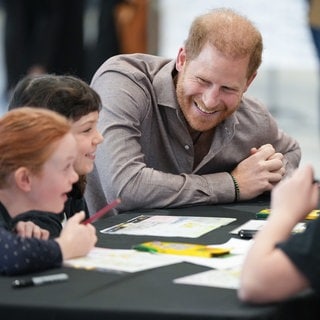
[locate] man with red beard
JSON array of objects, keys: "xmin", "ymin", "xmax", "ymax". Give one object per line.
[{"xmin": 86, "ymin": 8, "xmax": 301, "ymax": 213}]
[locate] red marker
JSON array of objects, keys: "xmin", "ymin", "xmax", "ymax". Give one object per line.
[{"xmin": 82, "ymin": 198, "xmax": 121, "ymax": 224}]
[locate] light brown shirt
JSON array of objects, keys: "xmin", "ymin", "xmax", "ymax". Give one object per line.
[{"xmin": 85, "ymin": 54, "xmax": 301, "ymax": 213}]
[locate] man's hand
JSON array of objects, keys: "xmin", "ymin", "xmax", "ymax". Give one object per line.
[{"xmin": 232, "ymin": 144, "xmax": 286, "ymax": 200}]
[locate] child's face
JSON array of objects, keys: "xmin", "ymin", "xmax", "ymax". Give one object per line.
[
  {"xmin": 71, "ymin": 111, "xmax": 103, "ymax": 175},
  {"xmin": 29, "ymin": 132, "xmax": 79, "ymax": 213}
]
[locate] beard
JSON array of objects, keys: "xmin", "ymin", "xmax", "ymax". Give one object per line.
[{"xmin": 176, "ymin": 77, "xmax": 233, "ymax": 132}]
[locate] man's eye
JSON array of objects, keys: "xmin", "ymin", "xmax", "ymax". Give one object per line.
[
  {"xmin": 197, "ymin": 77, "xmax": 209, "ymax": 85},
  {"xmin": 222, "ymin": 86, "xmax": 236, "ymax": 92}
]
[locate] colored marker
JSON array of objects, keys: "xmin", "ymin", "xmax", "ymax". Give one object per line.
[{"xmin": 82, "ymin": 198, "xmax": 121, "ymax": 224}]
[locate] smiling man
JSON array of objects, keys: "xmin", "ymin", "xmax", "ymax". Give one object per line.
[{"xmin": 86, "ymin": 8, "xmax": 301, "ymax": 213}]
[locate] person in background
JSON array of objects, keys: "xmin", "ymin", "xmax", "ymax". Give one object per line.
[
  {"xmin": 86, "ymin": 0, "xmax": 149, "ymax": 79},
  {"xmin": 0, "ymin": 107, "xmax": 97, "ymax": 276},
  {"xmin": 2, "ymin": 0, "xmax": 85, "ymax": 97},
  {"xmin": 308, "ymin": 0, "xmax": 320, "ymax": 61},
  {"xmin": 238, "ymin": 164, "xmax": 319, "ymax": 304},
  {"xmin": 86, "ymin": 0, "xmax": 124, "ymax": 78},
  {"xmin": 85, "ymin": 8, "xmax": 301, "ymax": 214},
  {"xmin": 7, "ymin": 74, "xmax": 103, "ymax": 238},
  {"xmin": 307, "ymin": 0, "xmax": 320, "ymax": 131}
]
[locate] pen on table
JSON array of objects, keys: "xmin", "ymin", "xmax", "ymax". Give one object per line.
[
  {"xmin": 82, "ymin": 198, "xmax": 121, "ymax": 225},
  {"xmin": 238, "ymin": 229, "xmax": 257, "ymax": 239},
  {"xmin": 12, "ymin": 273, "xmax": 69, "ymax": 289}
]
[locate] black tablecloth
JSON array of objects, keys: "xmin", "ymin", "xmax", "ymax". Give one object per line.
[{"xmin": 1, "ymin": 198, "xmax": 318, "ymax": 320}]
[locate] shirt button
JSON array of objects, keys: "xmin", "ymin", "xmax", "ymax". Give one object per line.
[{"xmin": 184, "ymin": 145, "xmax": 190, "ymax": 150}]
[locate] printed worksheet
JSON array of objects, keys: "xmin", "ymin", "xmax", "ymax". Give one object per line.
[
  {"xmin": 100, "ymin": 215, "xmax": 236, "ymax": 238},
  {"xmin": 64, "ymin": 247, "xmax": 182, "ymax": 273}
]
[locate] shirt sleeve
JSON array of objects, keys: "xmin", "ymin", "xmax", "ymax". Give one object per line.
[
  {"xmin": 277, "ymin": 220, "xmax": 320, "ymax": 293},
  {"xmin": 0, "ymin": 228, "xmax": 62, "ymax": 276}
]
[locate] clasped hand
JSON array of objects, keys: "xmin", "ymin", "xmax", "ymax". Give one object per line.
[{"xmin": 231, "ymin": 144, "xmax": 285, "ymax": 200}]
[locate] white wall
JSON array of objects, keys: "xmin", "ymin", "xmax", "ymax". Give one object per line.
[{"xmin": 156, "ymin": 0, "xmax": 318, "ymax": 70}]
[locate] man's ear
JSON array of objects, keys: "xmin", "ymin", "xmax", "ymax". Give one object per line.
[
  {"xmin": 175, "ymin": 47, "xmax": 187, "ymax": 72},
  {"xmin": 244, "ymin": 71, "xmax": 257, "ymax": 92},
  {"xmin": 14, "ymin": 167, "xmax": 32, "ymax": 192}
]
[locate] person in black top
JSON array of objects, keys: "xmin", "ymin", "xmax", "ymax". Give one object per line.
[
  {"xmin": 7, "ymin": 74, "xmax": 103, "ymax": 238},
  {"xmin": 0, "ymin": 108, "xmax": 96, "ymax": 275},
  {"xmin": 239, "ymin": 165, "xmax": 320, "ymax": 303}
]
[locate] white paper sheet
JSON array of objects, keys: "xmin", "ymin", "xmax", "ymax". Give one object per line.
[
  {"xmin": 174, "ymin": 267, "xmax": 241, "ymax": 289},
  {"xmin": 230, "ymin": 219, "xmax": 306, "ymax": 235},
  {"xmin": 100, "ymin": 215, "xmax": 236, "ymax": 238},
  {"xmin": 63, "ymin": 247, "xmax": 182, "ymax": 273}
]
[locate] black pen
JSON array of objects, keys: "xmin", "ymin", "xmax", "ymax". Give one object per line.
[
  {"xmin": 12, "ymin": 273, "xmax": 69, "ymax": 289},
  {"xmin": 238, "ymin": 229, "xmax": 257, "ymax": 239}
]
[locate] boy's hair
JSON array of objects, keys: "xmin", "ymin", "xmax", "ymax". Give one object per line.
[{"xmin": 8, "ymin": 74, "xmax": 102, "ymax": 120}]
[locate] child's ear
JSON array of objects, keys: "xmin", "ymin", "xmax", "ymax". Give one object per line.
[{"xmin": 14, "ymin": 167, "xmax": 32, "ymax": 192}]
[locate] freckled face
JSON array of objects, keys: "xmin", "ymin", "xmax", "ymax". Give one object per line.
[
  {"xmin": 175, "ymin": 43, "xmax": 255, "ymax": 132},
  {"xmin": 70, "ymin": 111, "xmax": 103, "ymax": 175}
]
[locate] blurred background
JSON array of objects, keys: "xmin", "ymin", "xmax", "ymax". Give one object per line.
[{"xmin": 0, "ymin": 0, "xmax": 319, "ymax": 174}]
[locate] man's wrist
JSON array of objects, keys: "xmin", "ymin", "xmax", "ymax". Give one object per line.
[{"xmin": 229, "ymin": 173, "xmax": 240, "ymax": 202}]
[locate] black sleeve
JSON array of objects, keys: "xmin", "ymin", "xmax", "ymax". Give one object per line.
[
  {"xmin": 277, "ymin": 220, "xmax": 320, "ymax": 294},
  {"xmin": 64, "ymin": 197, "xmax": 90, "ymax": 219},
  {"xmin": 11, "ymin": 211, "xmax": 63, "ymax": 239}
]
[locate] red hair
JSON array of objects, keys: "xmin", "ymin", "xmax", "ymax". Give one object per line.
[{"xmin": 0, "ymin": 107, "xmax": 71, "ymax": 188}]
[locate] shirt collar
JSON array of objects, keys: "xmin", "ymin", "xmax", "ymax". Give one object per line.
[{"xmin": 153, "ymin": 60, "xmax": 179, "ymax": 110}]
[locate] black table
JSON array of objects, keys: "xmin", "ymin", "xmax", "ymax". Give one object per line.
[{"xmin": 1, "ymin": 199, "xmax": 319, "ymax": 320}]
